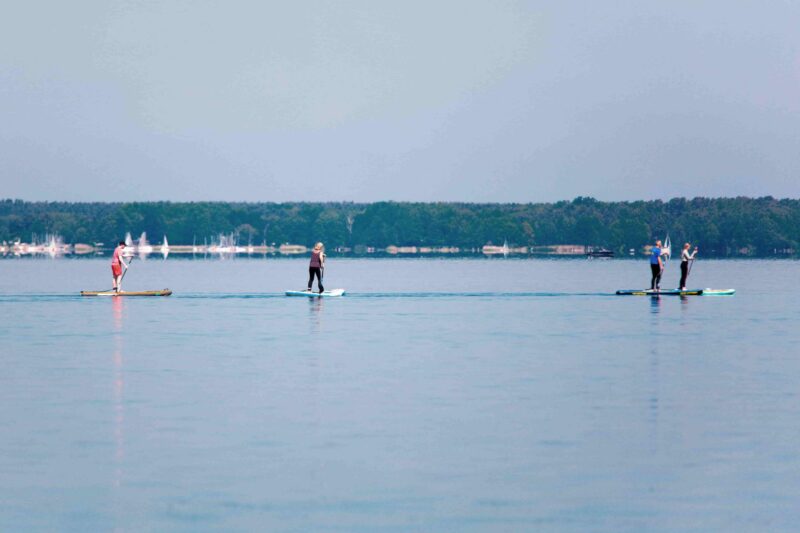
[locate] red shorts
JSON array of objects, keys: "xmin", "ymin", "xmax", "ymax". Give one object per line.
[{"xmin": 112, "ymin": 264, "xmax": 123, "ymax": 277}]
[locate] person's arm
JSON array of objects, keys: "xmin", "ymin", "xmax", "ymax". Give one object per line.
[
  {"xmin": 320, "ymin": 252, "xmax": 326, "ymax": 268},
  {"xmin": 120, "ymin": 255, "xmax": 129, "ymax": 269}
]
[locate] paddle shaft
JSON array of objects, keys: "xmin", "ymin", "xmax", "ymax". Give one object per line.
[
  {"xmin": 120, "ymin": 255, "xmax": 134, "ymax": 282},
  {"xmin": 110, "ymin": 255, "xmax": 135, "ymax": 291}
]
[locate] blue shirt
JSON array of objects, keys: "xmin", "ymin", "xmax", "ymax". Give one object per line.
[{"xmin": 650, "ymin": 246, "xmax": 661, "ymax": 265}]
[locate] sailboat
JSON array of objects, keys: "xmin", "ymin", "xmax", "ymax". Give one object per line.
[
  {"xmin": 482, "ymin": 239, "xmax": 510, "ymax": 256},
  {"xmin": 137, "ymin": 232, "xmax": 154, "ymax": 256},
  {"xmin": 662, "ymin": 234, "xmax": 672, "ymax": 261},
  {"xmin": 161, "ymin": 235, "xmax": 170, "ymax": 259}
]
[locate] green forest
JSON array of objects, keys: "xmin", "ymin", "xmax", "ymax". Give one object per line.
[{"xmin": 1, "ymin": 197, "xmax": 798, "ymax": 256}]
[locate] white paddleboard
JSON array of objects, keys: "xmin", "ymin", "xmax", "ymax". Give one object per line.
[
  {"xmin": 702, "ymin": 288, "xmax": 736, "ymax": 296},
  {"xmin": 285, "ymin": 289, "xmax": 346, "ymax": 297}
]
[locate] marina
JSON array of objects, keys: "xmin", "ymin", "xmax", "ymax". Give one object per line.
[{"xmin": 1, "ymin": 236, "xmax": 625, "ymax": 259}]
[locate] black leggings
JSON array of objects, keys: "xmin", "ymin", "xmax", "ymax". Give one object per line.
[
  {"xmin": 308, "ymin": 267, "xmax": 324, "ymax": 292},
  {"xmin": 650, "ymin": 263, "xmax": 662, "ymax": 290},
  {"xmin": 679, "ymin": 261, "xmax": 689, "ymax": 289}
]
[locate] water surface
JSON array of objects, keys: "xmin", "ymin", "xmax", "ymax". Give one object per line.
[{"xmin": 1, "ymin": 258, "xmax": 798, "ymax": 531}]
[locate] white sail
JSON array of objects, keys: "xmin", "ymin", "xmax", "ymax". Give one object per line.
[{"xmin": 137, "ymin": 232, "xmax": 153, "ymax": 255}]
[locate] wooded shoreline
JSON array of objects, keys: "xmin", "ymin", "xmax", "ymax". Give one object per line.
[{"xmin": 1, "ymin": 197, "xmax": 797, "ymax": 257}]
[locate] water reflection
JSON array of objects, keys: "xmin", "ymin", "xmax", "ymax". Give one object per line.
[
  {"xmin": 648, "ymin": 345, "xmax": 661, "ymax": 452},
  {"xmin": 112, "ymin": 297, "xmax": 124, "ymax": 332},
  {"xmin": 649, "ymin": 295, "xmax": 661, "ymax": 314},
  {"xmin": 112, "ymin": 298, "xmax": 126, "ymax": 498},
  {"xmin": 678, "ymin": 295, "xmax": 691, "ymax": 318},
  {"xmin": 648, "ymin": 300, "xmax": 662, "ymax": 451},
  {"xmin": 308, "ymin": 297, "xmax": 323, "ymax": 333}
]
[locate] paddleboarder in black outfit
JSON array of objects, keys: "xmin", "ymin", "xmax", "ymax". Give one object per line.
[
  {"xmin": 679, "ymin": 243, "xmax": 698, "ymax": 290},
  {"xmin": 307, "ymin": 242, "xmax": 325, "ymax": 293},
  {"xmin": 649, "ymin": 239, "xmax": 663, "ymax": 291}
]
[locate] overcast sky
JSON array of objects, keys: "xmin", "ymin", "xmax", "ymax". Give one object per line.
[{"xmin": 1, "ymin": 1, "xmax": 798, "ymax": 202}]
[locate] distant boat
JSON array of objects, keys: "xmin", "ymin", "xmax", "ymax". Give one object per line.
[
  {"xmin": 137, "ymin": 232, "xmax": 154, "ymax": 255},
  {"xmin": 482, "ymin": 240, "xmax": 510, "ymax": 256},
  {"xmin": 161, "ymin": 235, "xmax": 170, "ymax": 258},
  {"xmin": 587, "ymin": 248, "xmax": 614, "ymax": 258},
  {"xmin": 279, "ymin": 244, "xmax": 308, "ymax": 254}
]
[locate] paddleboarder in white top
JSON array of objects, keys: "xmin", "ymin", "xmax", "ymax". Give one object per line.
[
  {"xmin": 679, "ymin": 243, "xmax": 698, "ymax": 290},
  {"xmin": 307, "ymin": 242, "xmax": 325, "ymax": 293},
  {"xmin": 111, "ymin": 241, "xmax": 129, "ymax": 293}
]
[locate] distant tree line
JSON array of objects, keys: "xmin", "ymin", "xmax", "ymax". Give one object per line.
[{"xmin": 1, "ymin": 197, "xmax": 798, "ymax": 256}]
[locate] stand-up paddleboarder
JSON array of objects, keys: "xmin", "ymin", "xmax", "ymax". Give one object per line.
[
  {"xmin": 111, "ymin": 241, "xmax": 129, "ymax": 293},
  {"xmin": 649, "ymin": 239, "xmax": 663, "ymax": 291},
  {"xmin": 679, "ymin": 243, "xmax": 698, "ymax": 290},
  {"xmin": 307, "ymin": 242, "xmax": 325, "ymax": 293}
]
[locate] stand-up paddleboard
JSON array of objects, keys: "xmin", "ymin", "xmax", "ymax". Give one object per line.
[
  {"xmin": 616, "ymin": 288, "xmax": 734, "ymax": 296},
  {"xmin": 616, "ymin": 288, "xmax": 702, "ymax": 296},
  {"xmin": 700, "ymin": 288, "xmax": 736, "ymax": 296},
  {"xmin": 285, "ymin": 289, "xmax": 346, "ymax": 297},
  {"xmin": 81, "ymin": 289, "xmax": 172, "ymax": 296}
]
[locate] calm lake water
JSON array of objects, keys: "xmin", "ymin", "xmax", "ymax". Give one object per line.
[{"xmin": 1, "ymin": 257, "xmax": 798, "ymax": 531}]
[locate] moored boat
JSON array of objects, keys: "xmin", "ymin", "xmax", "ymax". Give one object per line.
[{"xmin": 587, "ymin": 248, "xmax": 614, "ymax": 258}]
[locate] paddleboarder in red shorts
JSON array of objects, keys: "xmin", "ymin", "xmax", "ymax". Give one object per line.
[{"xmin": 111, "ymin": 241, "xmax": 129, "ymax": 293}]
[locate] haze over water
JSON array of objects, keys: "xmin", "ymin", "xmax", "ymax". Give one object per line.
[{"xmin": 1, "ymin": 257, "xmax": 798, "ymax": 531}]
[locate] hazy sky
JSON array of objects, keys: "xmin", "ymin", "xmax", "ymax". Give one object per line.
[{"xmin": 2, "ymin": 1, "xmax": 798, "ymax": 202}]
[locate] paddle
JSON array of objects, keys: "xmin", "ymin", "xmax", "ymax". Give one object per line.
[
  {"xmin": 120, "ymin": 255, "xmax": 134, "ymax": 283},
  {"xmin": 687, "ymin": 247, "xmax": 698, "ymax": 277},
  {"xmin": 110, "ymin": 255, "xmax": 135, "ymax": 292}
]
